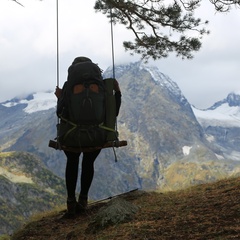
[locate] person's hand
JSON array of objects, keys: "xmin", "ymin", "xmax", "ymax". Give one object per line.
[
  {"xmin": 55, "ymin": 86, "xmax": 62, "ymax": 98},
  {"xmin": 113, "ymin": 79, "xmax": 120, "ymax": 92}
]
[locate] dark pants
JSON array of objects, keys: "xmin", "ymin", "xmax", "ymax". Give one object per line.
[{"xmin": 64, "ymin": 149, "xmax": 101, "ymax": 200}]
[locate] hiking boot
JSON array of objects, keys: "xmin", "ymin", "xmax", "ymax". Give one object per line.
[
  {"xmin": 66, "ymin": 198, "xmax": 77, "ymax": 217},
  {"xmin": 76, "ymin": 195, "xmax": 88, "ymax": 213}
]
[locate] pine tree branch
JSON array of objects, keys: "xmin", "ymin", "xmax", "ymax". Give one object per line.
[{"xmin": 12, "ymin": 0, "xmax": 24, "ymax": 7}]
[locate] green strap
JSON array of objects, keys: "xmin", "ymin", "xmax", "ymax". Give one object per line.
[
  {"xmin": 59, "ymin": 116, "xmax": 77, "ymax": 141},
  {"xmin": 60, "ymin": 116, "xmax": 77, "ymax": 127},
  {"xmin": 60, "ymin": 117, "xmax": 116, "ymax": 134},
  {"xmin": 60, "ymin": 116, "xmax": 116, "ymax": 131},
  {"xmin": 63, "ymin": 126, "xmax": 76, "ymax": 141},
  {"xmin": 99, "ymin": 123, "xmax": 116, "ymax": 133}
]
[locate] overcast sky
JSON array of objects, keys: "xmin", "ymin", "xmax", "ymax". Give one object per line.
[{"xmin": 0, "ymin": 0, "xmax": 239, "ymax": 109}]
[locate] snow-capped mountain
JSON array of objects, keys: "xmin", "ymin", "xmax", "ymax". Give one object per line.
[
  {"xmin": 2, "ymin": 92, "xmax": 56, "ymax": 114},
  {"xmin": 140, "ymin": 63, "xmax": 187, "ymax": 103},
  {"xmin": 193, "ymin": 92, "xmax": 240, "ymax": 128},
  {"xmin": 104, "ymin": 61, "xmax": 187, "ymax": 105},
  {"xmin": 192, "ymin": 92, "xmax": 240, "ymax": 161}
]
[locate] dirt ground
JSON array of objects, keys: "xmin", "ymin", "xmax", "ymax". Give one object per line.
[{"xmin": 11, "ymin": 177, "xmax": 240, "ymax": 240}]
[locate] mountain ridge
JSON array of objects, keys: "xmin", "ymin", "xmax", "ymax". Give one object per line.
[
  {"xmin": 208, "ymin": 92, "xmax": 240, "ymax": 110},
  {"xmin": 192, "ymin": 91, "xmax": 240, "ymax": 161}
]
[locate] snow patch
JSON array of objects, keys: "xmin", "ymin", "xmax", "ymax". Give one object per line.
[
  {"xmin": 2, "ymin": 102, "xmax": 18, "ymax": 107},
  {"xmin": 192, "ymin": 103, "xmax": 240, "ymax": 127},
  {"xmin": 182, "ymin": 146, "xmax": 192, "ymax": 156},
  {"xmin": 2, "ymin": 92, "xmax": 56, "ymax": 114},
  {"xmin": 23, "ymin": 92, "xmax": 56, "ymax": 113},
  {"xmin": 206, "ymin": 135, "xmax": 215, "ymax": 142},
  {"xmin": 215, "ymin": 154, "xmax": 224, "ymax": 160}
]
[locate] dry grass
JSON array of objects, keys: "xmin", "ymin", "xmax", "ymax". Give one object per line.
[{"xmin": 11, "ymin": 177, "xmax": 240, "ymax": 240}]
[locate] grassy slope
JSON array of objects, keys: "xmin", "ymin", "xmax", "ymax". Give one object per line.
[
  {"xmin": 10, "ymin": 176, "xmax": 240, "ymax": 240},
  {"xmin": 0, "ymin": 151, "xmax": 65, "ymax": 236}
]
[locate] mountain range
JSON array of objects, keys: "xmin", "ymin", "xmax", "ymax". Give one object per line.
[{"xmin": 0, "ymin": 61, "xmax": 240, "ymax": 235}]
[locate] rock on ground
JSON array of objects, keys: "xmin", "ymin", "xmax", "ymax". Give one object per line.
[{"xmin": 86, "ymin": 197, "xmax": 139, "ymax": 233}]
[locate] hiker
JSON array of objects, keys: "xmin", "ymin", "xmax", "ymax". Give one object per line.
[{"xmin": 55, "ymin": 56, "xmax": 121, "ymax": 217}]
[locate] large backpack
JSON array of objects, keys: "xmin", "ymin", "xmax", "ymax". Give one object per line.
[{"xmin": 57, "ymin": 61, "xmax": 118, "ymax": 148}]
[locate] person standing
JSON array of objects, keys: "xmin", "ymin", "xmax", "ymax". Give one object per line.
[{"xmin": 55, "ymin": 56, "xmax": 121, "ymax": 217}]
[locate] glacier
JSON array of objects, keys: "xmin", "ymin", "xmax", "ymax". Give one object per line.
[
  {"xmin": 2, "ymin": 92, "xmax": 56, "ymax": 114},
  {"xmin": 193, "ymin": 98, "xmax": 240, "ymax": 127}
]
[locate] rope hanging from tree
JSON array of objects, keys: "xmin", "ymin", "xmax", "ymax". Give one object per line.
[
  {"xmin": 110, "ymin": 7, "xmax": 115, "ymax": 80},
  {"xmin": 56, "ymin": 0, "xmax": 60, "ymax": 88}
]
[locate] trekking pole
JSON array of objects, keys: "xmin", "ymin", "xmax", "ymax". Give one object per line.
[{"xmin": 88, "ymin": 188, "xmax": 139, "ymax": 206}]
